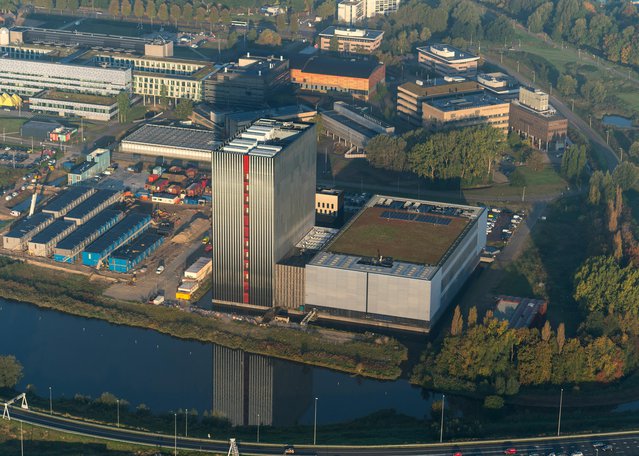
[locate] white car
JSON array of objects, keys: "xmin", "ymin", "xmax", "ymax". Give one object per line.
[
  {"xmin": 156, "ymin": 265, "xmax": 165, "ymax": 274},
  {"xmin": 571, "ymin": 452, "xmax": 584, "ymax": 456}
]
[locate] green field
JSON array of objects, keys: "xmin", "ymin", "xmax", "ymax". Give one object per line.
[{"xmin": 0, "ymin": 117, "xmax": 27, "ymax": 135}]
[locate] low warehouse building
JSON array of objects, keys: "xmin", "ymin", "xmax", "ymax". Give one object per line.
[
  {"xmin": 184, "ymin": 256, "xmax": 212, "ymax": 282},
  {"xmin": 68, "ymin": 148, "xmax": 111, "ymax": 185},
  {"xmin": 3, "ymin": 213, "xmax": 54, "ymax": 250},
  {"xmin": 304, "ymin": 195, "xmax": 487, "ymax": 331},
  {"xmin": 63, "ymin": 189, "xmax": 121, "ymax": 225},
  {"xmin": 41, "ymin": 186, "xmax": 96, "ymax": 218},
  {"xmin": 53, "ymin": 209, "xmax": 123, "ymax": 263},
  {"xmin": 82, "ymin": 213, "xmax": 151, "ymax": 267},
  {"xmin": 108, "ymin": 232, "xmax": 164, "ymax": 273},
  {"xmin": 27, "ymin": 219, "xmax": 76, "ymax": 257},
  {"xmin": 119, "ymin": 124, "xmax": 221, "ymax": 163}
]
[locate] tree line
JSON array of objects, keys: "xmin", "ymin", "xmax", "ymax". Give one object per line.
[{"xmin": 365, "ymin": 126, "xmax": 505, "ymax": 185}]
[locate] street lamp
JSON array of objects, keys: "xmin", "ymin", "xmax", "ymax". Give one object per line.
[
  {"xmin": 49, "ymin": 387, "xmax": 52, "ymax": 415},
  {"xmin": 185, "ymin": 408, "xmax": 188, "ymax": 437},
  {"xmin": 557, "ymin": 388, "xmax": 563, "ymax": 436},
  {"xmin": 257, "ymin": 413, "xmax": 260, "ymax": 443},
  {"xmin": 440, "ymin": 394, "xmax": 445, "ymax": 443},
  {"xmin": 116, "ymin": 399, "xmax": 120, "ymax": 428},
  {"xmin": 313, "ymin": 397, "xmax": 318, "ymax": 445},
  {"xmin": 174, "ymin": 412, "xmax": 177, "ymax": 456}
]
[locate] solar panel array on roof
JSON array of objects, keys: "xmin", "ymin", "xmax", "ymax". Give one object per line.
[
  {"xmin": 4, "ymin": 213, "xmax": 53, "ymax": 239},
  {"xmin": 42, "ymin": 186, "xmax": 96, "ymax": 217},
  {"xmin": 29, "ymin": 219, "xmax": 76, "ymax": 244},
  {"xmin": 415, "ymin": 215, "xmax": 451, "ymax": 225},
  {"xmin": 380, "ymin": 210, "xmax": 452, "ymax": 225},
  {"xmin": 56, "ymin": 209, "xmax": 122, "ymax": 250}
]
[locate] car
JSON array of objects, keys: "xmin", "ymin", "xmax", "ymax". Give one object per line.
[
  {"xmin": 453, "ymin": 452, "xmax": 463, "ymax": 456},
  {"xmin": 11, "ymin": 192, "xmax": 17, "ymax": 197},
  {"xmin": 570, "ymin": 452, "xmax": 583, "ymax": 456},
  {"xmin": 504, "ymin": 449, "xmax": 517, "ymax": 455},
  {"xmin": 284, "ymin": 445, "xmax": 295, "ymax": 454},
  {"xmin": 139, "ymin": 266, "xmax": 148, "ymax": 274},
  {"xmin": 4, "ymin": 195, "xmax": 12, "ymax": 201},
  {"xmin": 592, "ymin": 442, "xmax": 604, "ymax": 448},
  {"xmin": 602, "ymin": 445, "xmax": 613, "ymax": 452},
  {"xmin": 155, "ymin": 265, "xmax": 165, "ymax": 274},
  {"xmin": 9, "ymin": 210, "xmax": 21, "ymax": 217}
]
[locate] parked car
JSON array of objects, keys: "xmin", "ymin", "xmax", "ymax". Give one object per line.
[
  {"xmin": 155, "ymin": 265, "xmax": 165, "ymax": 274},
  {"xmin": 504, "ymin": 449, "xmax": 517, "ymax": 455}
]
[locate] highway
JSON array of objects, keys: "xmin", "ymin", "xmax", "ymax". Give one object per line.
[{"xmin": 6, "ymin": 405, "xmax": 639, "ymax": 455}]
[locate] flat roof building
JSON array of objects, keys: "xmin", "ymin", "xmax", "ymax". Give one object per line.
[
  {"xmin": 509, "ymin": 87, "xmax": 568, "ymax": 150},
  {"xmin": 63, "ymin": 189, "xmax": 121, "ymax": 225},
  {"xmin": 120, "ymin": 124, "xmax": 221, "ymax": 163},
  {"xmin": 212, "ymin": 119, "xmax": 316, "ymax": 308},
  {"xmin": 41, "ymin": 186, "xmax": 96, "ymax": 218},
  {"xmin": 108, "ymin": 232, "xmax": 164, "ymax": 273},
  {"xmin": 53, "ymin": 209, "xmax": 123, "ymax": 263},
  {"xmin": 27, "ymin": 219, "xmax": 76, "ymax": 257},
  {"xmin": 417, "ymin": 44, "xmax": 480, "ymax": 78},
  {"xmin": 203, "ymin": 54, "xmax": 290, "ymax": 109},
  {"xmin": 29, "ymin": 90, "xmax": 119, "ymax": 122},
  {"xmin": 68, "ymin": 148, "xmax": 111, "ymax": 185},
  {"xmin": 321, "ymin": 101, "xmax": 394, "ymax": 151},
  {"xmin": 2, "ymin": 212, "xmax": 54, "ymax": 250},
  {"xmin": 318, "ymin": 27, "xmax": 384, "ymax": 54},
  {"xmin": 290, "ymin": 55, "xmax": 385, "ymax": 101},
  {"xmin": 305, "ymin": 196, "xmax": 487, "ymax": 331},
  {"xmin": 337, "ymin": 0, "xmax": 365, "ymax": 24},
  {"xmin": 477, "ymin": 72, "xmax": 519, "ymax": 97},
  {"xmin": 185, "ymin": 256, "xmax": 213, "ymax": 282},
  {"xmin": 315, "ymin": 187, "xmax": 344, "ymax": 227},
  {"xmin": 82, "ymin": 213, "xmax": 151, "ymax": 268}
]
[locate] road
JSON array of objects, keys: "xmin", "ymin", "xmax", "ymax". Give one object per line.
[{"xmin": 6, "ymin": 405, "xmax": 639, "ymax": 456}]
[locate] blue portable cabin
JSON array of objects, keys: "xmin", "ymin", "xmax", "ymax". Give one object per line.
[
  {"xmin": 82, "ymin": 213, "xmax": 151, "ymax": 267},
  {"xmin": 108, "ymin": 232, "xmax": 164, "ymax": 273},
  {"xmin": 53, "ymin": 209, "xmax": 123, "ymax": 263}
]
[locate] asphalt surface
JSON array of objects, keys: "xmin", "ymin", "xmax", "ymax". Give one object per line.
[{"xmin": 6, "ymin": 406, "xmax": 639, "ymax": 456}]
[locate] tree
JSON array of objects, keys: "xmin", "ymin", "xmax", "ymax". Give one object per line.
[
  {"xmin": 220, "ymin": 8, "xmax": 230, "ymax": 23},
  {"xmin": 256, "ymin": 29, "xmax": 282, "ymax": 46},
  {"xmin": 116, "ymin": 91, "xmax": 130, "ymax": 123},
  {"xmin": 365, "ymin": 135, "xmax": 408, "ymax": 172},
  {"xmin": 133, "ymin": 0, "xmax": 144, "ymax": 17},
  {"xmin": 557, "ymin": 323, "xmax": 566, "ymax": 354},
  {"xmin": 195, "ymin": 6, "xmax": 207, "ymax": 22},
  {"xmin": 580, "ymin": 80, "xmax": 607, "ymax": 105},
  {"xmin": 108, "ymin": 0, "xmax": 119, "ymax": 16},
  {"xmin": 290, "ymin": 14, "xmax": 299, "ymax": 36},
  {"xmin": 527, "ymin": 2, "xmax": 553, "ymax": 33},
  {"xmin": 328, "ymin": 35, "xmax": 339, "ymax": 52},
  {"xmin": 276, "ymin": 13, "xmax": 287, "ymax": 33},
  {"xmin": 182, "ymin": 2, "xmax": 193, "ymax": 22},
  {"xmin": 159, "ymin": 83, "xmax": 169, "ymax": 109},
  {"xmin": 120, "ymin": 0, "xmax": 131, "ymax": 16},
  {"xmin": 557, "ymin": 74, "xmax": 577, "ymax": 96},
  {"xmin": 247, "ymin": 28, "xmax": 257, "ymax": 41},
  {"xmin": 483, "ymin": 395, "xmax": 504, "ymax": 409},
  {"xmin": 208, "ymin": 6, "xmax": 218, "ymax": 24},
  {"xmin": 175, "ymin": 98, "xmax": 194, "ymax": 119},
  {"xmin": 613, "ymin": 162, "xmax": 639, "ymax": 191},
  {"xmin": 560, "ymin": 144, "xmax": 587, "ymax": 183},
  {"xmin": 145, "ymin": 0, "xmax": 156, "ymax": 19},
  {"xmin": 451, "ymin": 305, "xmax": 463, "ymax": 336},
  {"xmin": 468, "ymin": 306, "xmax": 478, "ymax": 328},
  {"xmin": 0, "ymin": 355, "xmax": 23, "ymax": 388},
  {"xmin": 169, "ymin": 3, "xmax": 181, "ymax": 23},
  {"xmin": 541, "ymin": 321, "xmax": 552, "ymax": 342},
  {"xmin": 315, "ymin": 0, "xmax": 335, "ymax": 18},
  {"xmin": 157, "ymin": 2, "xmax": 168, "ymax": 21}
]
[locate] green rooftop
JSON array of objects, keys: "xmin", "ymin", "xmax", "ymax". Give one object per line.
[{"xmin": 35, "ymin": 90, "xmax": 117, "ymax": 106}]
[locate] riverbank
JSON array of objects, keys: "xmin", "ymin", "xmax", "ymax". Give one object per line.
[{"xmin": 0, "ymin": 256, "xmax": 407, "ymax": 380}]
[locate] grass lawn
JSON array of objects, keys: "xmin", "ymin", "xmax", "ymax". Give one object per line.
[
  {"xmin": 515, "ymin": 165, "xmax": 566, "ymax": 189},
  {"xmin": 0, "ymin": 117, "xmax": 28, "ymax": 135}
]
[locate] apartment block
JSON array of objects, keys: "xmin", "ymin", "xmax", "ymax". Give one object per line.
[
  {"xmin": 417, "ymin": 44, "xmax": 480, "ymax": 77},
  {"xmin": 318, "ymin": 27, "xmax": 384, "ymax": 54}
]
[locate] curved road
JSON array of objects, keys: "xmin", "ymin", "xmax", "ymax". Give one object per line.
[{"xmin": 6, "ymin": 405, "xmax": 639, "ymax": 456}]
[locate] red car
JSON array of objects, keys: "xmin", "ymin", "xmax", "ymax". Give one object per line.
[
  {"xmin": 453, "ymin": 452, "xmax": 463, "ymax": 456},
  {"xmin": 504, "ymin": 449, "xmax": 517, "ymax": 455}
]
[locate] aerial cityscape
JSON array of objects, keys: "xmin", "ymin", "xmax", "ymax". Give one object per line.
[{"xmin": 0, "ymin": 0, "xmax": 638, "ymax": 455}]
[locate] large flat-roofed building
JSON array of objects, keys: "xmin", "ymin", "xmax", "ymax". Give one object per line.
[
  {"xmin": 318, "ymin": 27, "xmax": 384, "ymax": 54},
  {"xmin": 422, "ymin": 90, "xmax": 510, "ymax": 133},
  {"xmin": 68, "ymin": 148, "xmax": 111, "ymax": 185},
  {"xmin": 53, "ymin": 209, "xmax": 123, "ymax": 263},
  {"xmin": 212, "ymin": 119, "xmax": 316, "ymax": 308},
  {"xmin": 0, "ymin": 57, "xmax": 132, "ymax": 98},
  {"xmin": 364, "ymin": 0, "xmax": 401, "ymax": 17},
  {"xmin": 41, "ymin": 186, "xmax": 96, "ymax": 218},
  {"xmin": 477, "ymin": 72, "xmax": 519, "ymax": 98},
  {"xmin": 290, "ymin": 55, "xmax": 385, "ymax": 101},
  {"xmin": 2, "ymin": 212, "xmax": 54, "ymax": 250},
  {"xmin": 108, "ymin": 232, "xmax": 164, "ymax": 273},
  {"xmin": 509, "ymin": 87, "xmax": 567, "ymax": 150},
  {"xmin": 396, "ymin": 79, "xmax": 483, "ymax": 125},
  {"xmin": 321, "ymin": 101, "xmax": 394, "ymax": 151},
  {"xmin": 305, "ymin": 196, "xmax": 487, "ymax": 330},
  {"xmin": 63, "ymin": 189, "xmax": 121, "ymax": 225},
  {"xmin": 417, "ymin": 44, "xmax": 480, "ymax": 77},
  {"xmin": 27, "ymin": 219, "xmax": 76, "ymax": 257},
  {"xmin": 337, "ymin": 0, "xmax": 365, "ymax": 24},
  {"xmin": 93, "ymin": 53, "xmax": 212, "ymax": 102},
  {"xmin": 29, "ymin": 90, "xmax": 119, "ymax": 121},
  {"xmin": 82, "ymin": 213, "xmax": 151, "ymax": 267},
  {"xmin": 203, "ymin": 55, "xmax": 290, "ymax": 109},
  {"xmin": 119, "ymin": 124, "xmax": 221, "ymax": 163}
]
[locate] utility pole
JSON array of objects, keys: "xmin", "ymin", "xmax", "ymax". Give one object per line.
[
  {"xmin": 20, "ymin": 419, "xmax": 24, "ymax": 456},
  {"xmin": 49, "ymin": 387, "xmax": 52, "ymax": 415},
  {"xmin": 620, "ymin": 147, "xmax": 624, "ymax": 162},
  {"xmin": 571, "ymin": 99, "xmax": 574, "ymax": 112},
  {"xmin": 522, "ymin": 186, "xmax": 526, "ymax": 203},
  {"xmin": 174, "ymin": 413, "xmax": 177, "ymax": 456},
  {"xmin": 557, "ymin": 388, "xmax": 563, "ymax": 436},
  {"xmin": 185, "ymin": 409, "xmax": 188, "ymax": 437},
  {"xmin": 606, "ymin": 130, "xmax": 610, "ymax": 145},
  {"xmin": 439, "ymin": 394, "xmax": 445, "ymax": 443},
  {"xmin": 313, "ymin": 397, "xmax": 318, "ymax": 445},
  {"xmin": 116, "ymin": 399, "xmax": 120, "ymax": 428}
]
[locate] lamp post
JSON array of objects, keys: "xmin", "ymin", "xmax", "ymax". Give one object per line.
[
  {"xmin": 557, "ymin": 388, "xmax": 563, "ymax": 436},
  {"xmin": 185, "ymin": 408, "xmax": 188, "ymax": 437},
  {"xmin": 313, "ymin": 397, "xmax": 318, "ymax": 445},
  {"xmin": 174, "ymin": 413, "xmax": 177, "ymax": 456},
  {"xmin": 257, "ymin": 413, "xmax": 260, "ymax": 443},
  {"xmin": 440, "ymin": 394, "xmax": 445, "ymax": 443},
  {"xmin": 116, "ymin": 399, "xmax": 120, "ymax": 428},
  {"xmin": 49, "ymin": 387, "xmax": 52, "ymax": 415}
]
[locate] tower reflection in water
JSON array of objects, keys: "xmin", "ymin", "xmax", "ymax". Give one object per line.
[{"xmin": 213, "ymin": 345, "xmax": 313, "ymax": 426}]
